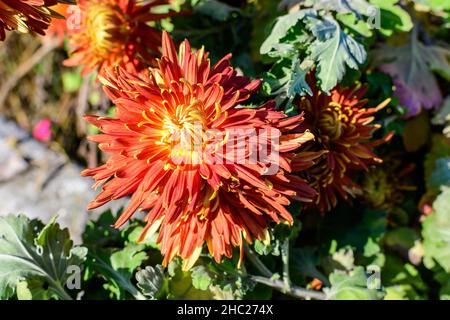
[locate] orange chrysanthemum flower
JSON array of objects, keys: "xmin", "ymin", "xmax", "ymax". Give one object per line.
[
  {"xmin": 43, "ymin": 3, "xmax": 72, "ymax": 44},
  {"xmin": 0, "ymin": 0, "xmax": 74, "ymax": 40},
  {"xmin": 64, "ymin": 0, "xmax": 176, "ymax": 75},
  {"xmin": 82, "ymin": 32, "xmax": 317, "ymax": 270},
  {"xmin": 294, "ymin": 74, "xmax": 393, "ymax": 213}
]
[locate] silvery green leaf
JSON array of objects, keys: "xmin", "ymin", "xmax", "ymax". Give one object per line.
[
  {"xmin": 0, "ymin": 215, "xmax": 87, "ymax": 300},
  {"xmin": 136, "ymin": 265, "xmax": 164, "ymax": 299},
  {"xmin": 260, "ymin": 9, "xmax": 316, "ymax": 55},
  {"xmin": 325, "ymin": 267, "xmax": 385, "ymax": 300},
  {"xmin": 307, "ymin": 15, "xmax": 367, "ymax": 93}
]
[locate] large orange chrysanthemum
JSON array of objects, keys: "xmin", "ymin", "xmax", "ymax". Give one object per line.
[
  {"xmin": 294, "ymin": 74, "xmax": 393, "ymax": 213},
  {"xmin": 82, "ymin": 32, "xmax": 317, "ymax": 270},
  {"xmin": 0, "ymin": 0, "xmax": 74, "ymax": 40},
  {"xmin": 64, "ymin": 0, "xmax": 176, "ymax": 75}
]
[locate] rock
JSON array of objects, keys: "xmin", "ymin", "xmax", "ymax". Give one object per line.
[
  {"xmin": 0, "ymin": 117, "xmax": 28, "ymax": 140},
  {"xmin": 0, "ymin": 140, "xmax": 29, "ymax": 181},
  {"xmin": 0, "ymin": 117, "xmax": 127, "ymax": 243}
]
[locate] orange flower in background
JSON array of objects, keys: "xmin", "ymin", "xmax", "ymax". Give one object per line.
[
  {"xmin": 64, "ymin": 0, "xmax": 177, "ymax": 75},
  {"xmin": 43, "ymin": 3, "xmax": 72, "ymax": 44},
  {"xmin": 294, "ymin": 74, "xmax": 393, "ymax": 213},
  {"xmin": 82, "ymin": 32, "xmax": 317, "ymax": 270},
  {"xmin": 0, "ymin": 0, "xmax": 74, "ymax": 40}
]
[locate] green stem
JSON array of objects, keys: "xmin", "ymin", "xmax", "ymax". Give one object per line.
[
  {"xmin": 245, "ymin": 243, "xmax": 326, "ymax": 300},
  {"xmin": 49, "ymin": 279, "xmax": 73, "ymax": 301},
  {"xmin": 281, "ymin": 238, "xmax": 292, "ymax": 292},
  {"xmin": 244, "ymin": 244, "xmax": 273, "ymax": 278},
  {"xmin": 250, "ymin": 275, "xmax": 327, "ymax": 300},
  {"xmin": 87, "ymin": 252, "xmax": 147, "ymax": 301}
]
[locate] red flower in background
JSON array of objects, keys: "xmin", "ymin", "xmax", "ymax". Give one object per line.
[
  {"xmin": 0, "ymin": 0, "xmax": 74, "ymax": 40},
  {"xmin": 64, "ymin": 0, "xmax": 177, "ymax": 75},
  {"xmin": 33, "ymin": 119, "xmax": 52, "ymax": 142},
  {"xmin": 82, "ymin": 32, "xmax": 317, "ymax": 270},
  {"xmin": 294, "ymin": 74, "xmax": 393, "ymax": 213}
]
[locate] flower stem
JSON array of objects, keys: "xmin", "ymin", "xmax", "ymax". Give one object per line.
[
  {"xmin": 245, "ymin": 242, "xmax": 326, "ymax": 300},
  {"xmin": 250, "ymin": 275, "xmax": 327, "ymax": 300},
  {"xmin": 281, "ymin": 238, "xmax": 292, "ymax": 292},
  {"xmin": 244, "ymin": 244, "xmax": 273, "ymax": 278},
  {"xmin": 49, "ymin": 279, "xmax": 73, "ymax": 301}
]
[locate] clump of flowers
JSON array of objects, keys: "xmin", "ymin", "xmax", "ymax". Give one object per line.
[
  {"xmin": 82, "ymin": 32, "xmax": 317, "ymax": 270},
  {"xmin": 64, "ymin": 0, "xmax": 176, "ymax": 75},
  {"xmin": 0, "ymin": 0, "xmax": 74, "ymax": 40},
  {"xmin": 294, "ymin": 74, "xmax": 393, "ymax": 213},
  {"xmin": 362, "ymin": 155, "xmax": 416, "ymax": 223}
]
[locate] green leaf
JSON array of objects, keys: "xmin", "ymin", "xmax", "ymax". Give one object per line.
[
  {"xmin": 384, "ymin": 284, "xmax": 423, "ymax": 300},
  {"xmin": 305, "ymin": 0, "xmax": 374, "ymax": 17},
  {"xmin": 382, "ymin": 254, "xmax": 427, "ymax": 300},
  {"xmin": 291, "ymin": 247, "xmax": 329, "ymax": 284},
  {"xmin": 254, "ymin": 239, "xmax": 273, "ymax": 256},
  {"xmin": 191, "ymin": 265, "xmax": 212, "ymax": 291},
  {"xmin": 325, "ymin": 267, "xmax": 385, "ymax": 300},
  {"xmin": 337, "ymin": 13, "xmax": 373, "ymax": 37},
  {"xmin": 260, "ymin": 9, "xmax": 316, "ymax": 55},
  {"xmin": 208, "ymin": 259, "xmax": 255, "ymax": 299},
  {"xmin": 422, "ymin": 187, "xmax": 450, "ymax": 272},
  {"xmin": 306, "ymin": 15, "xmax": 367, "ymax": 93},
  {"xmin": 167, "ymin": 260, "xmax": 213, "ymax": 300},
  {"xmin": 424, "ymin": 134, "xmax": 450, "ymax": 195},
  {"xmin": 263, "ymin": 58, "xmax": 313, "ymax": 104},
  {"xmin": 429, "ymin": 158, "xmax": 450, "ymax": 189},
  {"xmin": 110, "ymin": 245, "xmax": 148, "ymax": 275},
  {"xmin": 62, "ymin": 71, "xmax": 82, "ymax": 93},
  {"xmin": 88, "ymin": 245, "xmax": 148, "ymax": 300},
  {"xmin": 413, "ymin": 0, "xmax": 450, "ymax": 15},
  {"xmin": 82, "ymin": 209, "xmax": 121, "ymax": 249},
  {"xmin": 432, "ymin": 97, "xmax": 450, "ymax": 126},
  {"xmin": 332, "ymin": 247, "xmax": 356, "ymax": 271},
  {"xmin": 16, "ymin": 279, "xmax": 54, "ymax": 300},
  {"xmin": 321, "ymin": 208, "xmax": 387, "ymax": 258},
  {"xmin": 432, "ymin": 97, "xmax": 450, "ymax": 138},
  {"xmin": 0, "ymin": 215, "xmax": 87, "ymax": 300},
  {"xmin": 136, "ymin": 265, "xmax": 164, "ymax": 299},
  {"xmin": 194, "ymin": 0, "xmax": 240, "ymax": 21},
  {"xmin": 285, "ymin": 59, "xmax": 313, "ymax": 98},
  {"xmin": 434, "ymin": 269, "xmax": 450, "ymax": 300},
  {"xmin": 384, "ymin": 228, "xmax": 420, "ymax": 251},
  {"xmin": 369, "ymin": 0, "xmax": 413, "ymax": 35}
]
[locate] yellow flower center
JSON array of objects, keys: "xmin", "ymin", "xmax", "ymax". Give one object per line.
[
  {"xmin": 319, "ymin": 102, "xmax": 350, "ymax": 141},
  {"xmin": 162, "ymin": 101, "xmax": 209, "ymax": 165},
  {"xmin": 86, "ymin": 3, "xmax": 128, "ymax": 59}
]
